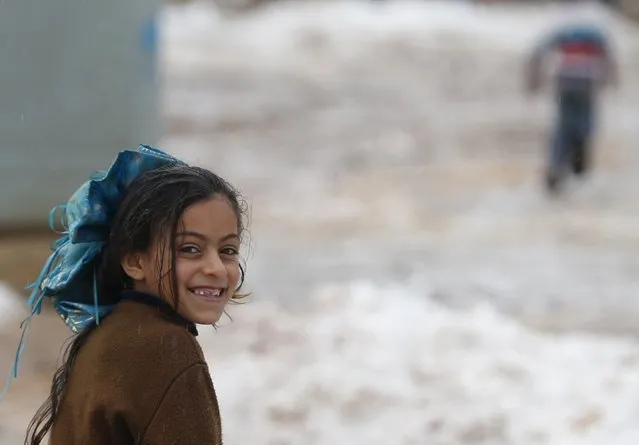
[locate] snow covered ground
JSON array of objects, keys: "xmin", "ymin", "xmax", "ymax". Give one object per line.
[
  {"xmin": 2, "ymin": 0, "xmax": 639, "ymax": 443},
  {"xmin": 162, "ymin": 0, "xmax": 639, "ymax": 332},
  {"xmin": 206, "ymin": 282, "xmax": 639, "ymax": 445}
]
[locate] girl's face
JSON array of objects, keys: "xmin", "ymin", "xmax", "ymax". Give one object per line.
[{"xmin": 123, "ymin": 196, "xmax": 242, "ymax": 325}]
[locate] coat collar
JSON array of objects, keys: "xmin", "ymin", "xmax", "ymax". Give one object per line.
[{"xmin": 120, "ymin": 290, "xmax": 199, "ymax": 336}]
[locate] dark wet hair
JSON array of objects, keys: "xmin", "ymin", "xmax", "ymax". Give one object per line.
[{"xmin": 25, "ymin": 163, "xmax": 248, "ymax": 445}]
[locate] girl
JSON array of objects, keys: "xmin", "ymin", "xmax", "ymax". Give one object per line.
[{"xmin": 11, "ymin": 146, "xmax": 247, "ymax": 444}]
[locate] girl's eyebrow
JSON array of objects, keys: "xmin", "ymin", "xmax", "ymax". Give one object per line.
[
  {"xmin": 176, "ymin": 231, "xmax": 207, "ymax": 241},
  {"xmin": 176, "ymin": 231, "xmax": 239, "ymax": 242}
]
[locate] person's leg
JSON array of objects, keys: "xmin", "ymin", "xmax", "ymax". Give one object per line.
[
  {"xmin": 570, "ymin": 89, "xmax": 594, "ymax": 176},
  {"xmin": 570, "ymin": 134, "xmax": 589, "ymax": 175},
  {"xmin": 545, "ymin": 125, "xmax": 565, "ymax": 193},
  {"xmin": 545, "ymin": 90, "xmax": 570, "ymax": 193}
]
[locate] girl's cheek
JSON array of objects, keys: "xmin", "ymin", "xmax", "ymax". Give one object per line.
[{"xmin": 230, "ymin": 264, "xmax": 241, "ymax": 287}]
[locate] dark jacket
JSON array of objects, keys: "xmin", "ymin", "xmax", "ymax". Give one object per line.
[{"xmin": 49, "ymin": 291, "xmax": 222, "ymax": 444}]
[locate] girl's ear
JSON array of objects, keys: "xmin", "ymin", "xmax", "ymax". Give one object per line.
[{"xmin": 120, "ymin": 252, "xmax": 147, "ymax": 282}]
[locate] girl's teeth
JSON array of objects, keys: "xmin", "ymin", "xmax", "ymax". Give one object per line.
[{"xmin": 193, "ymin": 289, "xmax": 221, "ymax": 297}]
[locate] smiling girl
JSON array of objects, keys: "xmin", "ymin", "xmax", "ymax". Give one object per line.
[{"xmin": 9, "ymin": 146, "xmax": 248, "ymax": 445}]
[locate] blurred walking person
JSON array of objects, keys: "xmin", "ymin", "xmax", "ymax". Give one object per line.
[{"xmin": 526, "ymin": 23, "xmax": 618, "ymax": 194}]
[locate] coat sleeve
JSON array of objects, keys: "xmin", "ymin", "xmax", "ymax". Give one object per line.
[{"xmin": 140, "ymin": 364, "xmax": 223, "ymax": 445}]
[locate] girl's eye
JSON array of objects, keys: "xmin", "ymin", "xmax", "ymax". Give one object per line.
[
  {"xmin": 220, "ymin": 246, "xmax": 239, "ymax": 256},
  {"xmin": 179, "ymin": 245, "xmax": 201, "ymax": 255}
]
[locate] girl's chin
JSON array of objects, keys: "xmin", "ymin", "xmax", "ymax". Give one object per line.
[
  {"xmin": 190, "ymin": 312, "xmax": 224, "ymax": 325},
  {"xmin": 180, "ymin": 298, "xmax": 227, "ymax": 325}
]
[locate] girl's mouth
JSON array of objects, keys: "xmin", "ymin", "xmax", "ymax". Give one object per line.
[{"xmin": 188, "ymin": 287, "xmax": 226, "ymax": 302}]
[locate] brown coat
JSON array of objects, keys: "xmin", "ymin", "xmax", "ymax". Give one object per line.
[{"xmin": 49, "ymin": 291, "xmax": 223, "ymax": 445}]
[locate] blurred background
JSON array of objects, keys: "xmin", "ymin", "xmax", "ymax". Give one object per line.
[{"xmin": 1, "ymin": 0, "xmax": 639, "ymax": 443}]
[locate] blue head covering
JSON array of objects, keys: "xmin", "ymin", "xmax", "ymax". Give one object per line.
[{"xmin": 1, "ymin": 144, "xmax": 186, "ymax": 400}]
